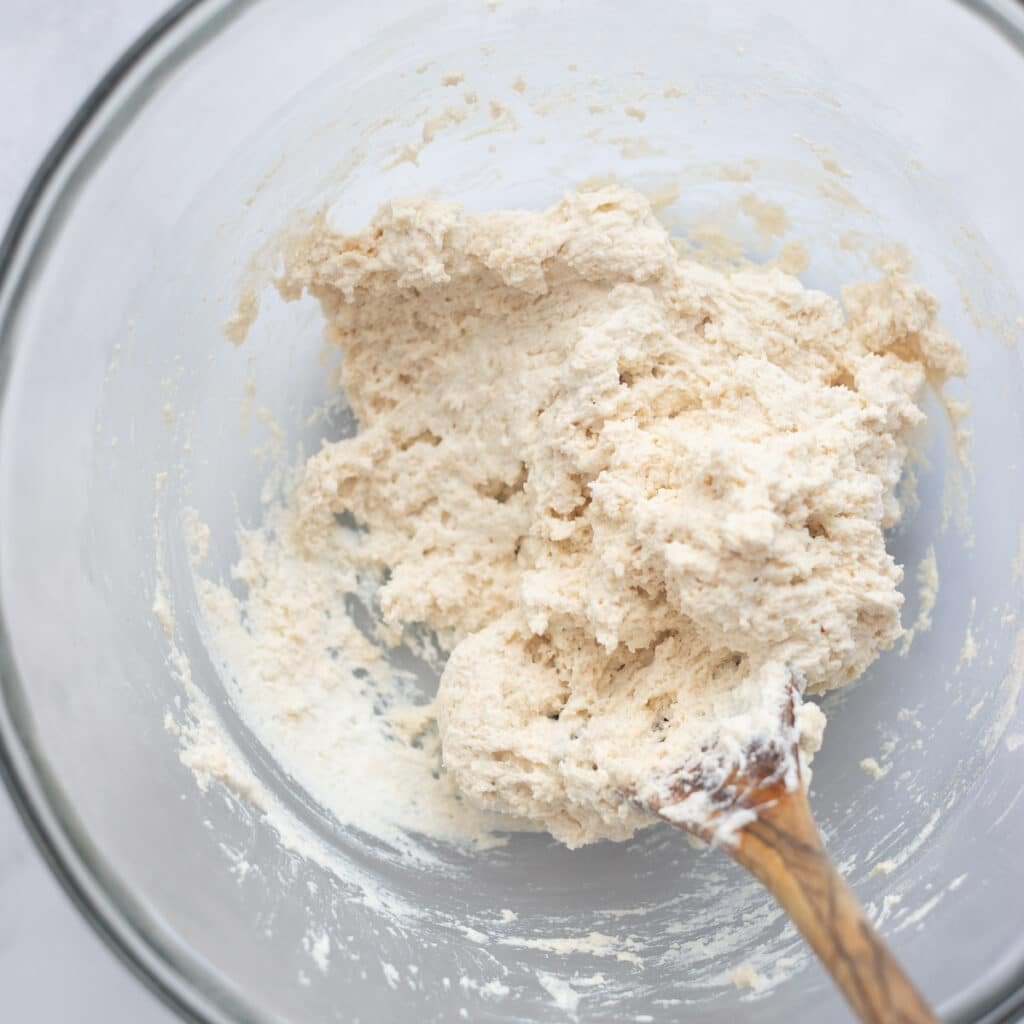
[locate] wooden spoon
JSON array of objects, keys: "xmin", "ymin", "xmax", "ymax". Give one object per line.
[{"xmin": 647, "ymin": 691, "xmax": 936, "ymax": 1024}]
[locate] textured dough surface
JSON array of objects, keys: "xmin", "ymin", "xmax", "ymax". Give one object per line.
[{"xmin": 281, "ymin": 185, "xmax": 963, "ymax": 847}]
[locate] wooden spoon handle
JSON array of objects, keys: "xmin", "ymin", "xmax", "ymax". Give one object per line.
[{"xmin": 730, "ymin": 788, "xmax": 935, "ymax": 1024}]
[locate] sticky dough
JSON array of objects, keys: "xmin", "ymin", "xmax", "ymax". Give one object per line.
[{"xmin": 281, "ymin": 185, "xmax": 963, "ymax": 848}]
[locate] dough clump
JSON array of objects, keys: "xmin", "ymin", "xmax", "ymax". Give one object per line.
[{"xmin": 281, "ymin": 185, "xmax": 963, "ymax": 847}]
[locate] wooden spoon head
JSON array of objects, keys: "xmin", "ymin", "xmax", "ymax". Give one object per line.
[{"xmin": 644, "ymin": 676, "xmax": 803, "ymax": 846}]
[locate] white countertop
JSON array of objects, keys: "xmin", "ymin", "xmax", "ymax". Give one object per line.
[{"xmin": 1, "ymin": 3, "xmax": 177, "ymax": 1019}]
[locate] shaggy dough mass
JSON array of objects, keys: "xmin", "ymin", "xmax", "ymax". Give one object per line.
[{"xmin": 280, "ymin": 184, "xmax": 963, "ymax": 848}]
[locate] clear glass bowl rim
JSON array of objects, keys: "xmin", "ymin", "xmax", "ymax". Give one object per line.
[{"xmin": 0, "ymin": 1, "xmax": 1022, "ymax": 1021}]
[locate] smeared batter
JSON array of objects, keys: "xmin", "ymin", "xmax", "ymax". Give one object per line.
[{"xmin": 236, "ymin": 184, "xmax": 962, "ymax": 848}]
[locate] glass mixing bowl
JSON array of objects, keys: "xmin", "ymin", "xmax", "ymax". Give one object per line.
[{"xmin": 1, "ymin": 1, "xmax": 1022, "ymax": 1021}]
